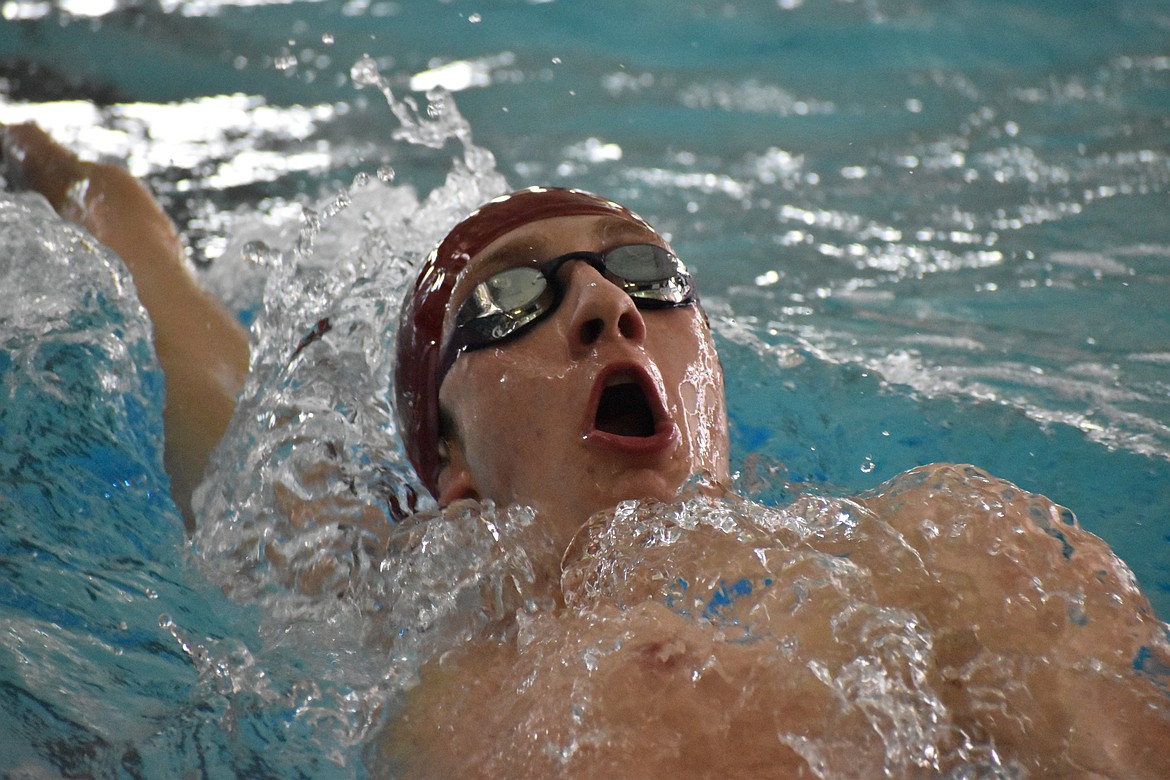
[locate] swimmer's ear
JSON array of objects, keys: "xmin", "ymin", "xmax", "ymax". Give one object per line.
[{"xmin": 436, "ymin": 439, "xmax": 479, "ymax": 506}]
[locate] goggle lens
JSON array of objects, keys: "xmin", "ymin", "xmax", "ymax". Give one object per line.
[
  {"xmin": 479, "ymin": 267, "xmax": 548, "ymax": 313},
  {"xmin": 607, "ymin": 244, "xmax": 686, "ymax": 284},
  {"xmin": 438, "ymin": 244, "xmax": 696, "ymax": 382}
]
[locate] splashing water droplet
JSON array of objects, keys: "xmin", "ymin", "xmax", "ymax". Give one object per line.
[
  {"xmin": 323, "ymin": 189, "xmax": 352, "ymax": 219},
  {"xmin": 351, "ymin": 55, "xmax": 466, "ymax": 148},
  {"xmin": 860, "ymin": 456, "xmax": 876, "ymax": 474},
  {"xmin": 275, "ymin": 50, "xmax": 298, "ymax": 72},
  {"xmin": 242, "ymin": 239, "xmax": 284, "ymax": 269},
  {"xmin": 350, "ymin": 54, "xmax": 383, "ymax": 88},
  {"xmin": 294, "ymin": 206, "xmax": 323, "ymax": 259}
]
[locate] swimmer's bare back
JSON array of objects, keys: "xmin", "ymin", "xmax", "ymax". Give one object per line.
[{"xmin": 2, "ymin": 123, "xmax": 249, "ymax": 528}]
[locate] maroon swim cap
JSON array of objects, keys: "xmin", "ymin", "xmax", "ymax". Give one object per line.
[{"xmin": 394, "ymin": 186, "xmax": 658, "ymax": 498}]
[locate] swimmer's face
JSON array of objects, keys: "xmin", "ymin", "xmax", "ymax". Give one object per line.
[{"xmin": 435, "ymin": 214, "xmax": 729, "ymax": 548}]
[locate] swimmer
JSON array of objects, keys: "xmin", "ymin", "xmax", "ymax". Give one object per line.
[{"xmin": 4, "ymin": 123, "xmax": 1168, "ymax": 777}]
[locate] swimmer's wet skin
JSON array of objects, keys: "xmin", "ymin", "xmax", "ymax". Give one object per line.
[{"xmin": 382, "ymin": 464, "xmax": 1170, "ymax": 778}]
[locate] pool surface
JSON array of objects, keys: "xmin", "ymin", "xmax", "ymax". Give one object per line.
[{"xmin": 2, "ymin": 0, "xmax": 1169, "ymax": 775}]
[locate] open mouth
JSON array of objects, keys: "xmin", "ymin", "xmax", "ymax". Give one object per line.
[
  {"xmin": 595, "ymin": 376, "xmax": 657, "ymax": 438},
  {"xmin": 585, "ymin": 365, "xmax": 678, "ymax": 455}
]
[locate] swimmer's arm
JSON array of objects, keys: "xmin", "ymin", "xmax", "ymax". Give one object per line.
[{"xmin": 2, "ymin": 123, "xmax": 249, "ymax": 528}]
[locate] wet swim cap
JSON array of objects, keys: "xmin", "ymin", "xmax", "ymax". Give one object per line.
[{"xmin": 394, "ymin": 186, "xmax": 656, "ymax": 498}]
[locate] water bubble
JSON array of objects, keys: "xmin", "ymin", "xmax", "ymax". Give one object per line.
[
  {"xmin": 274, "ymin": 50, "xmax": 298, "ymax": 72},
  {"xmin": 377, "ymin": 165, "xmax": 396, "ymax": 183},
  {"xmin": 350, "ymin": 54, "xmax": 383, "ymax": 88},
  {"xmin": 295, "ymin": 206, "xmax": 322, "ymax": 259},
  {"xmin": 322, "ymin": 189, "xmax": 352, "ymax": 219},
  {"xmin": 242, "ymin": 240, "xmax": 283, "ymax": 268}
]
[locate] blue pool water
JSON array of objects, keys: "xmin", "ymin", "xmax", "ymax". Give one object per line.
[{"xmin": 2, "ymin": 0, "xmax": 1169, "ymax": 775}]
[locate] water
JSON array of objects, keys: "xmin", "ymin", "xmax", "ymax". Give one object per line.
[{"xmin": 2, "ymin": 0, "xmax": 1169, "ymax": 776}]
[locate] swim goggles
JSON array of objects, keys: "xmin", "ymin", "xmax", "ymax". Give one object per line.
[{"xmin": 436, "ymin": 243, "xmax": 696, "ymax": 383}]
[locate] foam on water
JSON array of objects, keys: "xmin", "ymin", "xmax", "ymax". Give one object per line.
[{"xmin": 0, "ymin": 194, "xmax": 175, "ymax": 747}]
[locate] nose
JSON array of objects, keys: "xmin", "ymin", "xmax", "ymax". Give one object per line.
[{"xmin": 559, "ymin": 260, "xmax": 646, "ymax": 355}]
